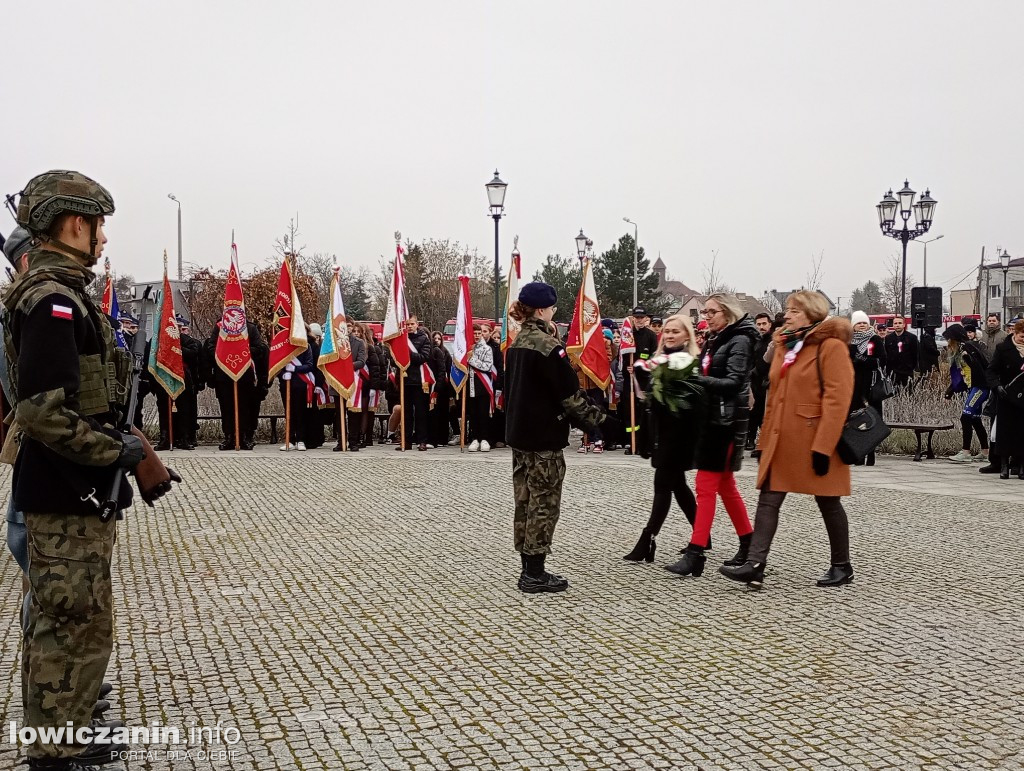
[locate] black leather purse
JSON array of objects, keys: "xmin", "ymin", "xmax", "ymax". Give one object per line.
[{"xmin": 817, "ymin": 350, "xmax": 891, "ymax": 464}]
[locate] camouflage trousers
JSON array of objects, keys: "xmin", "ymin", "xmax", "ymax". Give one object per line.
[
  {"xmin": 512, "ymin": 449, "xmax": 566, "ymax": 555},
  {"xmin": 23, "ymin": 511, "xmax": 115, "ymax": 760}
]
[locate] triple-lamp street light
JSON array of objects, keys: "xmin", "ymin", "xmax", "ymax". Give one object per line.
[
  {"xmin": 876, "ymin": 180, "xmax": 937, "ymax": 318},
  {"xmin": 999, "ymin": 248, "xmax": 1012, "ymax": 326},
  {"xmin": 485, "ymin": 170, "xmax": 508, "ymax": 322}
]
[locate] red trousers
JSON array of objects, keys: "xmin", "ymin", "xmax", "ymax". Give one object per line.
[{"xmin": 691, "ymin": 465, "xmax": 752, "ymax": 548}]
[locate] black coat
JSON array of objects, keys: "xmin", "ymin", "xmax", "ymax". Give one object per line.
[
  {"xmin": 401, "ymin": 330, "xmax": 432, "ymax": 384},
  {"xmin": 693, "ymin": 315, "xmax": 759, "ymax": 472},
  {"xmin": 987, "ymin": 336, "xmax": 1024, "ymax": 458},
  {"xmin": 751, "ymin": 330, "xmax": 773, "ymax": 392},
  {"xmin": 366, "ymin": 343, "xmax": 387, "ymax": 390},
  {"xmin": 646, "ymin": 346, "xmax": 702, "ymax": 471},
  {"xmin": 884, "ymin": 331, "xmax": 918, "ymax": 378},
  {"xmin": 849, "ymin": 334, "xmax": 885, "ymax": 410}
]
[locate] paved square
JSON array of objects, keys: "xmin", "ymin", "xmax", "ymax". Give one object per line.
[{"xmin": 2, "ymin": 448, "xmax": 1022, "ymax": 770}]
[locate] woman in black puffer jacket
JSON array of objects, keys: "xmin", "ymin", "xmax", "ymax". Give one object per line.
[{"xmin": 665, "ymin": 294, "xmax": 758, "ymax": 577}]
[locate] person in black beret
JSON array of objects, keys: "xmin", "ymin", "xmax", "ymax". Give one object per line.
[{"xmin": 505, "ymin": 282, "xmax": 618, "ymax": 593}]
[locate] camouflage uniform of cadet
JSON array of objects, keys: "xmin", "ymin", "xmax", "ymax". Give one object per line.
[
  {"xmin": 2, "ymin": 171, "xmax": 145, "ymax": 769},
  {"xmin": 504, "ymin": 314, "xmax": 615, "ymax": 593}
]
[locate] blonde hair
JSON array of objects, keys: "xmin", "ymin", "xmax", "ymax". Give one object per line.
[
  {"xmin": 705, "ymin": 293, "xmax": 745, "ymax": 325},
  {"xmin": 786, "ymin": 290, "xmax": 830, "ymax": 323},
  {"xmin": 655, "ymin": 314, "xmax": 699, "ymax": 356}
]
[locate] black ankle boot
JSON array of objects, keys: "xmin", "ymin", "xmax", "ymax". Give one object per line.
[
  {"xmin": 518, "ymin": 554, "xmax": 569, "ymax": 593},
  {"xmin": 664, "ymin": 544, "xmax": 706, "ymax": 576},
  {"xmin": 622, "ymin": 529, "xmax": 656, "ymax": 562},
  {"xmin": 723, "ymin": 533, "xmax": 752, "ymax": 566},
  {"xmin": 816, "ymin": 562, "xmax": 854, "ymax": 587},
  {"xmin": 1000, "ymin": 460, "xmax": 1011, "ymax": 479},
  {"xmin": 718, "ymin": 559, "xmax": 765, "ymax": 588},
  {"xmin": 154, "ymin": 433, "xmax": 170, "ymax": 451}
]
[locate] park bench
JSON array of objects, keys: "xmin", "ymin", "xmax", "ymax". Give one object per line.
[{"xmin": 888, "ymin": 422, "xmax": 955, "ymax": 462}]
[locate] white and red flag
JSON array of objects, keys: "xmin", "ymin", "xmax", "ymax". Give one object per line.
[
  {"xmin": 318, "ymin": 267, "xmax": 356, "ymax": 400},
  {"xmin": 267, "ymin": 258, "xmax": 308, "ymax": 380},
  {"xmin": 619, "ymin": 316, "xmax": 636, "ymax": 358},
  {"xmin": 215, "ymin": 242, "xmax": 253, "ymax": 380},
  {"xmin": 501, "ymin": 246, "xmax": 522, "ymax": 357},
  {"xmin": 449, "ymin": 274, "xmax": 473, "ymax": 394},
  {"xmin": 566, "ymin": 257, "xmax": 611, "ymax": 390},
  {"xmin": 382, "ymin": 240, "xmax": 411, "ymax": 371}
]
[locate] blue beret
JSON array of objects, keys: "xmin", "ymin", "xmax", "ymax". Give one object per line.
[
  {"xmin": 602, "ymin": 328, "xmax": 614, "ymax": 340},
  {"xmin": 519, "ymin": 281, "xmax": 557, "ymax": 308},
  {"xmin": 175, "ymin": 314, "xmax": 190, "ymax": 326}
]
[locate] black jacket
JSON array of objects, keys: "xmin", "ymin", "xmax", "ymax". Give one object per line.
[
  {"xmin": 646, "ymin": 345, "xmax": 703, "ymax": 471},
  {"xmin": 884, "ymin": 331, "xmax": 918, "ymax": 378},
  {"xmin": 946, "ymin": 340, "xmax": 988, "ymax": 398},
  {"xmin": 849, "ymin": 334, "xmax": 886, "ymax": 410},
  {"xmin": 918, "ymin": 331, "xmax": 940, "ymax": 373},
  {"xmin": 180, "ymin": 333, "xmax": 205, "ymax": 393},
  {"xmin": 367, "ymin": 343, "xmax": 387, "ymax": 390},
  {"xmin": 693, "ymin": 315, "xmax": 759, "ymax": 472},
  {"xmin": 399, "ymin": 329, "xmax": 432, "ymax": 384},
  {"xmin": 505, "ymin": 318, "xmax": 605, "ymax": 451},
  {"xmin": 752, "ymin": 330, "xmax": 773, "ymax": 392},
  {"xmin": 204, "ymin": 321, "xmax": 269, "ymax": 395}
]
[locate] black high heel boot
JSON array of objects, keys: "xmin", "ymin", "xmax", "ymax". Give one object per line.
[
  {"xmin": 723, "ymin": 533, "xmax": 752, "ymax": 566},
  {"xmin": 623, "ymin": 529, "xmax": 656, "ymax": 562}
]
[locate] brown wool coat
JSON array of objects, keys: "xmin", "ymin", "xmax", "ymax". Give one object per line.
[{"xmin": 756, "ymin": 317, "xmax": 855, "ymax": 497}]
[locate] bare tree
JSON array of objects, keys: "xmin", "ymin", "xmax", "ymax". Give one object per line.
[
  {"xmin": 806, "ymin": 250, "xmax": 825, "ymax": 291},
  {"xmin": 761, "ymin": 290, "xmax": 783, "ymax": 315},
  {"xmin": 702, "ymin": 250, "xmax": 735, "ymax": 295},
  {"xmin": 880, "ymin": 254, "xmax": 915, "ymax": 313},
  {"xmin": 273, "ymin": 216, "xmax": 305, "ymax": 259}
]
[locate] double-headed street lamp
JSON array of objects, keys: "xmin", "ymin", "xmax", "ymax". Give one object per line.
[
  {"xmin": 623, "ymin": 217, "xmax": 638, "ymax": 307},
  {"xmin": 1000, "ymin": 249, "xmax": 1012, "ymax": 325},
  {"xmin": 485, "ymin": 170, "xmax": 508, "ymax": 322},
  {"xmin": 916, "ymin": 234, "xmax": 943, "ymax": 287},
  {"xmin": 877, "ymin": 181, "xmax": 936, "ymax": 318},
  {"xmin": 167, "ymin": 194, "xmax": 182, "ymax": 280}
]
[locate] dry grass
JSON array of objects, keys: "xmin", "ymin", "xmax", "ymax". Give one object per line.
[{"xmin": 879, "ymin": 368, "xmax": 973, "ymax": 456}]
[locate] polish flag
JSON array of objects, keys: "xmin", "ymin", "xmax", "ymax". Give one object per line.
[
  {"xmin": 619, "ymin": 316, "xmax": 636, "ymax": 357},
  {"xmin": 450, "ymin": 274, "xmax": 473, "ymax": 394},
  {"xmin": 566, "ymin": 257, "xmax": 611, "ymax": 390},
  {"xmin": 382, "ymin": 241, "xmax": 411, "ymax": 371},
  {"xmin": 501, "ymin": 248, "xmax": 522, "ymax": 357}
]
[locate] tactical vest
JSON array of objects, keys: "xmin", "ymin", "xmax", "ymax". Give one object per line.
[{"xmin": 2, "ymin": 278, "xmax": 131, "ymax": 419}]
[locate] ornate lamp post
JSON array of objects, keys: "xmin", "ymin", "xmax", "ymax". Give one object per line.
[
  {"xmin": 877, "ymin": 181, "xmax": 936, "ymax": 317},
  {"xmin": 575, "ymin": 229, "xmax": 589, "ymax": 266},
  {"xmin": 485, "ymin": 170, "xmax": 508, "ymax": 322}
]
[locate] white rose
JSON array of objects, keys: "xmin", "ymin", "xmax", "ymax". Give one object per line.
[{"xmin": 667, "ymin": 351, "xmax": 693, "ymax": 370}]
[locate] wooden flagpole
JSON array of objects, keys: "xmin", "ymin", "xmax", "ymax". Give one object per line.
[
  {"xmin": 340, "ymin": 397, "xmax": 348, "ymax": 451},
  {"xmin": 233, "ymin": 382, "xmax": 241, "ymax": 450},
  {"xmin": 167, "ymin": 395, "xmax": 175, "ymax": 451},
  {"xmin": 284, "ymin": 383, "xmax": 292, "ymax": 449},
  {"xmin": 399, "ymin": 370, "xmax": 406, "ymax": 450},
  {"xmin": 460, "ymin": 385, "xmax": 467, "ymax": 453},
  {"xmin": 629, "ymin": 352, "xmax": 637, "ymax": 455}
]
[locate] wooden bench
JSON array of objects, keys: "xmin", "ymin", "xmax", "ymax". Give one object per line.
[{"xmin": 888, "ymin": 422, "xmax": 955, "ymax": 462}]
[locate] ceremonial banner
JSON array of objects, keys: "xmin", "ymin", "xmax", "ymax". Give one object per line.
[
  {"xmin": 566, "ymin": 257, "xmax": 611, "ymax": 390},
  {"xmin": 318, "ymin": 267, "xmax": 356, "ymax": 399},
  {"xmin": 450, "ymin": 274, "xmax": 473, "ymax": 394},
  {"xmin": 268, "ymin": 258, "xmax": 308, "ymax": 379},
  {"xmin": 107, "ymin": 284, "xmax": 127, "ymax": 349},
  {"xmin": 215, "ymin": 243, "xmax": 253, "ymax": 380},
  {"xmin": 382, "ymin": 241, "xmax": 411, "ymax": 371},
  {"xmin": 147, "ymin": 267, "xmax": 185, "ymax": 399},
  {"xmin": 619, "ymin": 316, "xmax": 636, "ymax": 357},
  {"xmin": 501, "ymin": 247, "xmax": 521, "ymax": 356}
]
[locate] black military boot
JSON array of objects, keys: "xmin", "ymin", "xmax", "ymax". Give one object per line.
[
  {"xmin": 979, "ymin": 451, "xmax": 1002, "ymax": 474},
  {"xmin": 664, "ymin": 544, "xmax": 706, "ymax": 576},
  {"xmin": 29, "ymin": 760, "xmax": 102, "ymax": 770},
  {"xmin": 92, "ymin": 699, "xmax": 110, "ymax": 717},
  {"xmin": 723, "ymin": 533, "xmax": 752, "ymax": 566},
  {"xmin": 719, "ymin": 560, "xmax": 766, "ymax": 588},
  {"xmin": 816, "ymin": 562, "xmax": 854, "ymax": 587},
  {"xmin": 517, "ymin": 555, "xmax": 569, "ymax": 593},
  {"xmin": 97, "ymin": 682, "xmax": 113, "ymax": 700},
  {"xmin": 154, "ymin": 432, "xmax": 170, "ymax": 451},
  {"xmin": 73, "ymin": 735, "xmax": 130, "ymax": 767},
  {"xmin": 1000, "ymin": 459, "xmax": 1011, "ymax": 479},
  {"xmin": 218, "ymin": 435, "xmax": 235, "ymax": 451}
]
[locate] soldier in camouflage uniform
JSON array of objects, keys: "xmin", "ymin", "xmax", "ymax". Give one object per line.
[
  {"xmin": 504, "ymin": 282, "xmax": 619, "ymax": 593},
  {"xmin": 3, "ymin": 171, "xmax": 177, "ymax": 770}
]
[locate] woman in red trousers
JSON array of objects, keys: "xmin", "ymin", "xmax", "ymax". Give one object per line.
[{"xmin": 665, "ymin": 293, "xmax": 759, "ymax": 577}]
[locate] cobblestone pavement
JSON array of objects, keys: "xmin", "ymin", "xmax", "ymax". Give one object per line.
[{"xmin": 2, "ymin": 446, "xmax": 1022, "ymax": 770}]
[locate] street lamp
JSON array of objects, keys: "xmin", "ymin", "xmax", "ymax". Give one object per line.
[
  {"xmin": 167, "ymin": 194, "xmax": 182, "ymax": 281},
  {"xmin": 916, "ymin": 234, "xmax": 943, "ymax": 287},
  {"xmin": 575, "ymin": 229, "xmax": 589, "ymax": 265},
  {"xmin": 485, "ymin": 170, "xmax": 508, "ymax": 322},
  {"xmin": 1000, "ymin": 249, "xmax": 1012, "ymax": 326},
  {"xmin": 877, "ymin": 180, "xmax": 936, "ymax": 318},
  {"xmin": 623, "ymin": 217, "xmax": 638, "ymax": 307}
]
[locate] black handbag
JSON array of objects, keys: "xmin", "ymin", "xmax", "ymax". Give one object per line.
[
  {"xmin": 817, "ymin": 350, "xmax": 892, "ymax": 464},
  {"xmin": 1001, "ymin": 371, "xmax": 1024, "ymax": 408},
  {"xmin": 869, "ymin": 367, "xmax": 895, "ymax": 402}
]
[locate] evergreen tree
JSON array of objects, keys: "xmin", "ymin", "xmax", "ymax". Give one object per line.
[
  {"xmin": 532, "ymin": 254, "xmax": 581, "ymax": 323},
  {"xmin": 593, "ymin": 233, "xmax": 666, "ymax": 318}
]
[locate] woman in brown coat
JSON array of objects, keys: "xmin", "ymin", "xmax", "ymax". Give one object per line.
[{"xmin": 719, "ymin": 291, "xmax": 855, "ymax": 589}]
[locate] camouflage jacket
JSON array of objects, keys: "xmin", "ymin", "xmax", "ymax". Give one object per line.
[
  {"xmin": 1, "ymin": 248, "xmax": 130, "ymax": 513},
  {"xmin": 504, "ymin": 317, "xmax": 607, "ymax": 451}
]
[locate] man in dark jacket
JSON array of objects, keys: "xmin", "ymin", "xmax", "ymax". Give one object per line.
[
  {"xmin": 398, "ymin": 314, "xmax": 432, "ymax": 450},
  {"xmin": 205, "ymin": 320, "xmax": 269, "ymax": 450},
  {"xmin": 747, "ymin": 313, "xmax": 773, "ymax": 451},
  {"xmin": 152, "ymin": 315, "xmax": 203, "ymax": 450},
  {"xmin": 624, "ymin": 306, "xmax": 658, "ymax": 455},
  {"xmin": 918, "ymin": 327, "xmax": 940, "ymax": 375},
  {"xmin": 883, "ymin": 316, "xmax": 918, "ymax": 389}
]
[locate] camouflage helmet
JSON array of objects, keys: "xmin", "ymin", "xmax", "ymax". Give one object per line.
[
  {"xmin": 15, "ymin": 170, "xmax": 115, "ymax": 235},
  {"xmin": 2, "ymin": 226, "xmax": 33, "ymax": 265}
]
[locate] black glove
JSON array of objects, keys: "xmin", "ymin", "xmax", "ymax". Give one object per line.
[
  {"xmin": 141, "ymin": 468, "xmax": 182, "ymax": 507},
  {"xmin": 812, "ymin": 451, "xmax": 830, "ymax": 476},
  {"xmin": 117, "ymin": 433, "xmax": 146, "ymax": 469},
  {"xmin": 601, "ymin": 414, "xmax": 622, "ymax": 437}
]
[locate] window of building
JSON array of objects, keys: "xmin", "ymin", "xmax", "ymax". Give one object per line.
[{"xmin": 990, "ymin": 285, "xmax": 1002, "ymax": 299}]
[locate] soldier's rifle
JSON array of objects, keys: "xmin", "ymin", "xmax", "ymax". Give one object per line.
[{"xmin": 100, "ymin": 286, "xmax": 151, "ymax": 520}]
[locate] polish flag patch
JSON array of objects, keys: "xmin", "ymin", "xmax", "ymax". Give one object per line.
[{"xmin": 51, "ymin": 304, "xmax": 74, "ymax": 320}]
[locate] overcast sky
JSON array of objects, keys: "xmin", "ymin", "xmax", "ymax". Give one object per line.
[{"xmin": 4, "ymin": 1, "xmax": 1022, "ymax": 309}]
